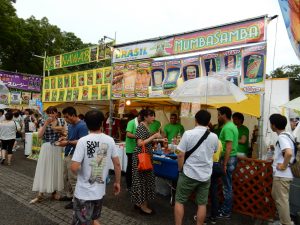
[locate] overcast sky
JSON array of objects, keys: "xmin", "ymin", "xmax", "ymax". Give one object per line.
[{"xmin": 15, "ymin": 0, "xmax": 299, "ymax": 73}]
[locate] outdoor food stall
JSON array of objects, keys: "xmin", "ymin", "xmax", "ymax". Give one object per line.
[{"xmin": 38, "ymin": 15, "xmax": 284, "ymax": 220}]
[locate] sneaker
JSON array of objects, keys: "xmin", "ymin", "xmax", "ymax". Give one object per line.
[
  {"xmin": 216, "ymin": 212, "xmax": 231, "ymax": 219},
  {"xmin": 209, "ymin": 217, "xmax": 217, "ymax": 224},
  {"xmin": 0, "ymin": 158, "xmax": 5, "ymax": 164}
]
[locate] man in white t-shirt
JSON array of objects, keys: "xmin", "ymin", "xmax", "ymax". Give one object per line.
[
  {"xmin": 71, "ymin": 110, "xmax": 121, "ymax": 225},
  {"xmin": 269, "ymin": 114, "xmax": 295, "ymax": 225},
  {"xmin": 174, "ymin": 110, "xmax": 219, "ymax": 225}
]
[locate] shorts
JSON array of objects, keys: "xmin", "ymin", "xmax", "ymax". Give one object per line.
[
  {"xmin": 1, "ymin": 139, "xmax": 15, "ymax": 154},
  {"xmin": 72, "ymin": 197, "xmax": 103, "ymax": 225},
  {"xmin": 175, "ymin": 172, "xmax": 210, "ymax": 205}
]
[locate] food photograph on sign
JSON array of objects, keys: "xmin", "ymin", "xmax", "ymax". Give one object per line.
[
  {"xmin": 123, "ymin": 63, "xmax": 137, "ymax": 98},
  {"xmin": 71, "ymin": 74, "xmax": 77, "ymax": 87},
  {"xmin": 58, "ymin": 89, "xmax": 65, "ymax": 101},
  {"xmin": 0, "ymin": 93, "xmax": 9, "ymax": 104},
  {"xmin": 112, "ymin": 64, "xmax": 124, "ymax": 98},
  {"xmin": 104, "ymin": 68, "xmax": 111, "ymax": 83},
  {"xmin": 163, "ymin": 60, "xmax": 181, "ymax": 95},
  {"xmin": 21, "ymin": 92, "xmax": 31, "ymax": 104},
  {"xmin": 55, "ymin": 55, "xmax": 61, "ymax": 68},
  {"xmin": 44, "ymin": 91, "xmax": 50, "ymax": 102},
  {"xmin": 90, "ymin": 46, "xmax": 97, "ymax": 62},
  {"xmin": 182, "ymin": 57, "xmax": 200, "ymax": 81},
  {"xmin": 241, "ymin": 43, "xmax": 266, "ymax": 93},
  {"xmin": 64, "ymin": 75, "xmax": 70, "ymax": 88},
  {"xmin": 100, "ymin": 85, "xmax": 109, "ymax": 100},
  {"xmin": 86, "ymin": 71, "xmax": 94, "ymax": 86},
  {"xmin": 66, "ymin": 89, "xmax": 72, "ymax": 101},
  {"xmin": 51, "ymin": 90, "xmax": 57, "ymax": 102},
  {"xmin": 73, "ymin": 88, "xmax": 79, "ymax": 101},
  {"xmin": 50, "ymin": 77, "xmax": 56, "ymax": 89},
  {"xmin": 57, "ymin": 76, "xmax": 63, "ymax": 88},
  {"xmin": 98, "ymin": 46, "xmax": 105, "ymax": 60},
  {"xmin": 44, "ymin": 78, "xmax": 49, "ymax": 89},
  {"xmin": 91, "ymin": 86, "xmax": 99, "ymax": 100},
  {"xmin": 151, "ymin": 61, "xmax": 165, "ymax": 92},
  {"xmin": 95, "ymin": 69, "xmax": 103, "ymax": 84},
  {"xmin": 82, "ymin": 87, "xmax": 89, "ymax": 101},
  {"xmin": 32, "ymin": 93, "xmax": 41, "ymax": 101},
  {"xmin": 135, "ymin": 62, "xmax": 151, "ymax": 98},
  {"xmin": 203, "ymin": 54, "xmax": 221, "ymax": 76},
  {"xmin": 78, "ymin": 73, "xmax": 85, "ymax": 86}
]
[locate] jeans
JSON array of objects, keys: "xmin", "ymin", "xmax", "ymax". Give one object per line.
[
  {"xmin": 210, "ymin": 162, "xmax": 224, "ymax": 218},
  {"xmin": 220, "ymin": 156, "xmax": 237, "ymax": 214}
]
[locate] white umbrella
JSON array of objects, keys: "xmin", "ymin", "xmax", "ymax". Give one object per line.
[
  {"xmin": 281, "ymin": 97, "xmax": 300, "ymax": 111},
  {"xmin": 170, "ymin": 76, "xmax": 247, "ymax": 104}
]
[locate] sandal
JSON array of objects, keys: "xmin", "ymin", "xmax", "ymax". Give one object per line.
[
  {"xmin": 30, "ymin": 195, "xmax": 43, "ymax": 204},
  {"xmin": 51, "ymin": 191, "xmax": 60, "ymax": 200}
]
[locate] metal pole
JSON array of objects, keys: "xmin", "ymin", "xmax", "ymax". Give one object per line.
[
  {"xmin": 108, "ymin": 66, "xmax": 114, "ymax": 137},
  {"xmin": 258, "ymin": 93, "xmax": 265, "ymax": 159}
]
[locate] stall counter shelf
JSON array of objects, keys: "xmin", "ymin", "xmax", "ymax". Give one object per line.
[{"xmin": 153, "ymin": 151, "xmax": 178, "ymax": 181}]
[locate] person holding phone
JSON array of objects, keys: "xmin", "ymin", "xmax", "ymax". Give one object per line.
[{"xmin": 30, "ymin": 106, "xmax": 66, "ymax": 204}]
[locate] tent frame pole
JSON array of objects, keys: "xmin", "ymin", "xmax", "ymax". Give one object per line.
[{"xmin": 258, "ymin": 93, "xmax": 265, "ymax": 159}]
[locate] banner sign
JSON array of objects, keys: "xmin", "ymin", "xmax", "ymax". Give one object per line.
[
  {"xmin": 278, "ymin": 0, "xmax": 300, "ymax": 60},
  {"xmin": 45, "ymin": 43, "xmax": 113, "ymax": 71},
  {"xmin": 0, "ymin": 71, "xmax": 42, "ymax": 92},
  {"xmin": 113, "ymin": 16, "xmax": 266, "ymax": 62},
  {"xmin": 173, "ymin": 17, "xmax": 265, "ymax": 54},
  {"xmin": 42, "ymin": 67, "xmax": 112, "ymax": 102},
  {"xmin": 113, "ymin": 38, "xmax": 173, "ymax": 63},
  {"xmin": 241, "ymin": 43, "xmax": 267, "ymax": 94},
  {"xmin": 111, "ymin": 44, "xmax": 266, "ymax": 98}
]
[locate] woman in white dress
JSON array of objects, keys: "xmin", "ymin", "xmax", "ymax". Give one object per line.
[{"xmin": 30, "ymin": 106, "xmax": 66, "ymax": 203}]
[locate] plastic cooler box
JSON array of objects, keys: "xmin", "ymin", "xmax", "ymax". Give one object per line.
[{"xmin": 153, "ymin": 154, "xmax": 178, "ymax": 181}]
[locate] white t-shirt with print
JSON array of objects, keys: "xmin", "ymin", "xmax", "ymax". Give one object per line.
[
  {"xmin": 72, "ymin": 133, "xmax": 118, "ymax": 200},
  {"xmin": 177, "ymin": 126, "xmax": 219, "ymax": 182},
  {"xmin": 272, "ymin": 132, "xmax": 295, "ymax": 179}
]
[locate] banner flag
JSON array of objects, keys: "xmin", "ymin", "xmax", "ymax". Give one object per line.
[{"xmin": 278, "ymin": 0, "xmax": 300, "ymax": 60}]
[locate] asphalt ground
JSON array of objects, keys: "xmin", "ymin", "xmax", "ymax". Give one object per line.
[{"xmin": 0, "ymin": 142, "xmax": 271, "ymax": 225}]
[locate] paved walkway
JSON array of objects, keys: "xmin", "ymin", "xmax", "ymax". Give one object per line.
[{"xmin": 0, "ymin": 166, "xmax": 147, "ymax": 225}]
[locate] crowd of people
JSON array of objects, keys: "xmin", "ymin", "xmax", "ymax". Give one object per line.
[{"xmin": 0, "ymin": 105, "xmax": 298, "ymax": 225}]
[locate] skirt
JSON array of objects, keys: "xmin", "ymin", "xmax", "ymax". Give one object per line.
[{"xmin": 32, "ymin": 142, "xmax": 64, "ymax": 193}]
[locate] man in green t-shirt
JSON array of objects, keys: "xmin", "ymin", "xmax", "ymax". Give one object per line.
[
  {"xmin": 163, "ymin": 114, "xmax": 185, "ymax": 143},
  {"xmin": 216, "ymin": 106, "xmax": 238, "ymax": 219},
  {"xmin": 149, "ymin": 112, "xmax": 161, "ymax": 134},
  {"xmin": 125, "ymin": 111, "xmax": 141, "ymax": 190},
  {"xmin": 232, "ymin": 112, "xmax": 249, "ymax": 157}
]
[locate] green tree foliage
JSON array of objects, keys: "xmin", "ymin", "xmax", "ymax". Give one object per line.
[
  {"xmin": 270, "ymin": 64, "xmax": 300, "ymax": 99},
  {"xmin": 0, "ymin": 0, "xmax": 92, "ymax": 75}
]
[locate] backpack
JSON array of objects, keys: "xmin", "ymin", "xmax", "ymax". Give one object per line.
[{"xmin": 277, "ymin": 132, "xmax": 300, "ymax": 178}]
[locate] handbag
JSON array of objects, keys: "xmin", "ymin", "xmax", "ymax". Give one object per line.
[{"xmin": 138, "ymin": 142, "xmax": 153, "ymax": 171}]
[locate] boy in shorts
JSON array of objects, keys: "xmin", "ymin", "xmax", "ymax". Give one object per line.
[{"xmin": 71, "ymin": 110, "xmax": 121, "ymax": 225}]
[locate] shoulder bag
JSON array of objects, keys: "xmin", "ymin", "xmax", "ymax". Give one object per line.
[
  {"xmin": 138, "ymin": 141, "xmax": 153, "ymax": 171},
  {"xmin": 183, "ymin": 129, "xmax": 210, "ymax": 164}
]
